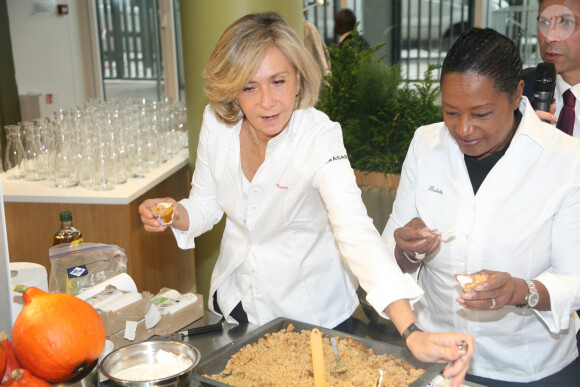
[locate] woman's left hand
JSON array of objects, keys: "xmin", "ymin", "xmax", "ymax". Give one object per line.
[
  {"xmin": 406, "ymin": 331, "xmax": 474, "ymax": 387},
  {"xmin": 457, "ymin": 270, "xmax": 518, "ymax": 310}
]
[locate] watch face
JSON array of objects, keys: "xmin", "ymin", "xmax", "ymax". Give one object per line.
[
  {"xmin": 528, "ymin": 293, "xmax": 539, "ymax": 307},
  {"xmin": 526, "ymin": 280, "xmax": 539, "ymax": 308}
]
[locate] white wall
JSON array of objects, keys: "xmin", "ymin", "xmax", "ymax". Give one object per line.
[{"xmin": 7, "ymin": 0, "xmax": 101, "ymax": 119}]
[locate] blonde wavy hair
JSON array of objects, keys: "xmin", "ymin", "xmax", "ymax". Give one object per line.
[{"xmin": 203, "ymin": 12, "xmax": 322, "ymax": 126}]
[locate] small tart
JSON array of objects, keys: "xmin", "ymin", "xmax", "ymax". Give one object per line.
[
  {"xmin": 455, "ymin": 273, "xmax": 488, "ymax": 292},
  {"xmin": 151, "ymin": 202, "xmax": 176, "ymax": 225}
]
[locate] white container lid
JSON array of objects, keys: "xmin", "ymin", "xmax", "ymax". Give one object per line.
[
  {"xmin": 10, "ymin": 262, "xmax": 48, "ymax": 324},
  {"xmin": 10, "ymin": 262, "xmax": 48, "ymax": 290}
]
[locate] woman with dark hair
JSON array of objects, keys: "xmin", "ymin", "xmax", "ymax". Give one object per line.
[{"xmin": 382, "ymin": 28, "xmax": 580, "ymax": 385}]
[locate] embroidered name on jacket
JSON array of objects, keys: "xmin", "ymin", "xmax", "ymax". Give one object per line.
[
  {"xmin": 428, "ymin": 185, "xmax": 443, "ymax": 194},
  {"xmin": 326, "ymin": 154, "xmax": 348, "ymax": 164}
]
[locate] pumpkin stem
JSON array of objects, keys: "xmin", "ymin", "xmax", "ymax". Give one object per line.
[
  {"xmin": 73, "ymin": 363, "xmax": 87, "ymax": 374},
  {"xmin": 0, "ymin": 331, "xmax": 7, "ymax": 341},
  {"xmin": 12, "ymin": 284, "xmax": 29, "ymax": 294},
  {"xmin": 12, "ymin": 369, "xmax": 24, "ymax": 380}
]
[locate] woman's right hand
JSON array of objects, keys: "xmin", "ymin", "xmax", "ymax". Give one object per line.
[
  {"xmin": 394, "ymin": 217, "xmax": 440, "ymax": 262},
  {"xmin": 139, "ymin": 197, "xmax": 178, "ymax": 232},
  {"xmin": 406, "ymin": 330, "xmax": 474, "ymax": 387}
]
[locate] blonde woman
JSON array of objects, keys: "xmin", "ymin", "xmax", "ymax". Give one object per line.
[{"xmin": 139, "ymin": 12, "xmax": 472, "ymax": 384}]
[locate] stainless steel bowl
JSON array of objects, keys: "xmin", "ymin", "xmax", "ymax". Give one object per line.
[{"xmin": 100, "ymin": 341, "xmax": 201, "ymax": 387}]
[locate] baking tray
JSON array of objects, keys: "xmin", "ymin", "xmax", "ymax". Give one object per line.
[{"xmin": 192, "ymin": 317, "xmax": 445, "ymax": 386}]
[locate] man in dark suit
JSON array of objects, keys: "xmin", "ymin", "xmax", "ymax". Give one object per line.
[
  {"xmin": 523, "ymin": 0, "xmax": 580, "ymax": 357},
  {"xmin": 523, "ymin": 0, "xmax": 580, "ymax": 137}
]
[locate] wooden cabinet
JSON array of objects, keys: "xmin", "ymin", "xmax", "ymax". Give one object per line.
[{"xmin": 2, "ymin": 150, "xmax": 196, "ymax": 295}]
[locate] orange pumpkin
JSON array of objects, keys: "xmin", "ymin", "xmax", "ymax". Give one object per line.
[
  {"xmin": 1, "ymin": 369, "xmax": 51, "ymax": 386},
  {"xmin": 11, "ymin": 286, "xmax": 106, "ymax": 383},
  {"xmin": 0, "ymin": 341, "xmax": 6, "ymax": 382},
  {"xmin": 0, "ymin": 332, "xmax": 22, "ymax": 384}
]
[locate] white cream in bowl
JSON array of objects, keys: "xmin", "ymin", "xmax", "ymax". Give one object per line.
[{"xmin": 111, "ymin": 349, "xmax": 193, "ymax": 381}]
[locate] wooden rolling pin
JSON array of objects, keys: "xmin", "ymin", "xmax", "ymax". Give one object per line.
[{"xmin": 311, "ymin": 328, "xmax": 326, "ymax": 387}]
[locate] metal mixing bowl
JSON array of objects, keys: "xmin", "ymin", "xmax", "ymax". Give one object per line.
[{"xmin": 100, "ymin": 341, "xmax": 201, "ymax": 387}]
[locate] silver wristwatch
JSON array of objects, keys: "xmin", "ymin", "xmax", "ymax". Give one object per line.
[{"xmin": 524, "ymin": 280, "xmax": 539, "ymax": 308}]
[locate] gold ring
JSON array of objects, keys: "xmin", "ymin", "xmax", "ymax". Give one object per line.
[{"xmin": 458, "ymin": 340, "xmax": 468, "ymax": 356}]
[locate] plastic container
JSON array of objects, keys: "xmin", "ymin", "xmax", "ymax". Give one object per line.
[{"xmin": 9, "ymin": 262, "xmax": 48, "ymax": 323}]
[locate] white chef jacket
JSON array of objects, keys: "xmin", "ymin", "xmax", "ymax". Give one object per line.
[
  {"xmin": 382, "ymin": 98, "xmax": 580, "ymax": 382},
  {"xmin": 173, "ymin": 105, "xmax": 423, "ymax": 327},
  {"xmin": 554, "ymin": 74, "xmax": 580, "ymax": 138}
]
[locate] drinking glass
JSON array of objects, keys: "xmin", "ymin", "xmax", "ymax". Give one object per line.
[
  {"xmin": 22, "ymin": 122, "xmax": 45, "ymax": 181},
  {"xmin": 90, "ymin": 138, "xmax": 115, "ymax": 191},
  {"xmin": 4, "ymin": 125, "xmax": 26, "ymax": 179},
  {"xmin": 53, "ymin": 112, "xmax": 79, "ymax": 189},
  {"xmin": 39, "ymin": 118, "xmax": 56, "ymax": 180},
  {"xmin": 34, "ymin": 119, "xmax": 52, "ymax": 180},
  {"xmin": 129, "ymin": 108, "xmax": 150, "ymax": 178},
  {"xmin": 177, "ymin": 104, "xmax": 188, "ymax": 149},
  {"xmin": 109, "ymin": 109, "xmax": 128, "ymax": 185}
]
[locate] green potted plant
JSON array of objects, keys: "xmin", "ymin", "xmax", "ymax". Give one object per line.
[
  {"xmin": 317, "ymin": 30, "xmax": 443, "ymax": 189},
  {"xmin": 317, "ymin": 32, "xmax": 445, "ymax": 322}
]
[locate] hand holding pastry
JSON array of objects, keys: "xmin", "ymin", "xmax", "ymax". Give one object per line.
[
  {"xmin": 139, "ymin": 197, "xmax": 179, "ymax": 232},
  {"xmin": 151, "ymin": 202, "xmax": 177, "ymax": 225},
  {"xmin": 456, "ymin": 270, "xmax": 519, "ymax": 311}
]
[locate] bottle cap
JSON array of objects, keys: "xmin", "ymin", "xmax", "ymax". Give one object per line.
[{"xmin": 60, "ymin": 211, "xmax": 72, "ymax": 222}]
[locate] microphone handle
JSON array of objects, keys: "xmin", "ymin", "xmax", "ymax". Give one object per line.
[
  {"xmin": 533, "ymin": 100, "xmax": 552, "ymax": 113},
  {"xmin": 532, "ymin": 90, "xmax": 554, "ymax": 113}
]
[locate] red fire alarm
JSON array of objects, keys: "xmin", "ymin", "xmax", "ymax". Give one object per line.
[{"xmin": 57, "ymin": 4, "xmax": 69, "ymax": 15}]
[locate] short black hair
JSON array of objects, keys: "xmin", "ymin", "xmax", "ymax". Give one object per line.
[{"xmin": 441, "ymin": 28, "xmax": 522, "ymax": 98}]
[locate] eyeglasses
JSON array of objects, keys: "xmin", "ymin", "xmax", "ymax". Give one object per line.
[{"xmin": 538, "ymin": 9, "xmax": 577, "ymax": 41}]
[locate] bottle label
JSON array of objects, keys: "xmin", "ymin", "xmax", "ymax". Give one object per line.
[
  {"xmin": 71, "ymin": 237, "xmax": 83, "ymax": 246},
  {"xmin": 66, "ymin": 264, "xmax": 88, "ymax": 278}
]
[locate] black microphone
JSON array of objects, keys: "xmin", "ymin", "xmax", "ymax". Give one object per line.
[{"xmin": 531, "ymin": 62, "xmax": 556, "ymax": 114}]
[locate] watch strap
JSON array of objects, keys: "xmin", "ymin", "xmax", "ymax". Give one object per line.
[
  {"xmin": 401, "ymin": 322, "xmax": 423, "ymax": 346},
  {"xmin": 517, "ymin": 279, "xmax": 538, "ymax": 308}
]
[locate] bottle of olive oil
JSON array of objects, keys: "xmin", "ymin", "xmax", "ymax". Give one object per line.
[{"xmin": 53, "ymin": 211, "xmax": 83, "ymax": 246}]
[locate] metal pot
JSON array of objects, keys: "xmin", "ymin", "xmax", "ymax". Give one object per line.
[{"xmin": 100, "ymin": 341, "xmax": 200, "ymax": 387}]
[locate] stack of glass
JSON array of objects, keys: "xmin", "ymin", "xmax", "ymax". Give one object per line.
[{"xmin": 2, "ymin": 98, "xmax": 188, "ymax": 190}]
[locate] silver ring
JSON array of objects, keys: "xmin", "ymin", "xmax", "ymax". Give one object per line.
[
  {"xmin": 402, "ymin": 251, "xmax": 423, "ymax": 264},
  {"xmin": 490, "ymin": 298, "xmax": 496, "ymax": 309},
  {"xmin": 414, "ymin": 251, "xmax": 426, "ymax": 260}
]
